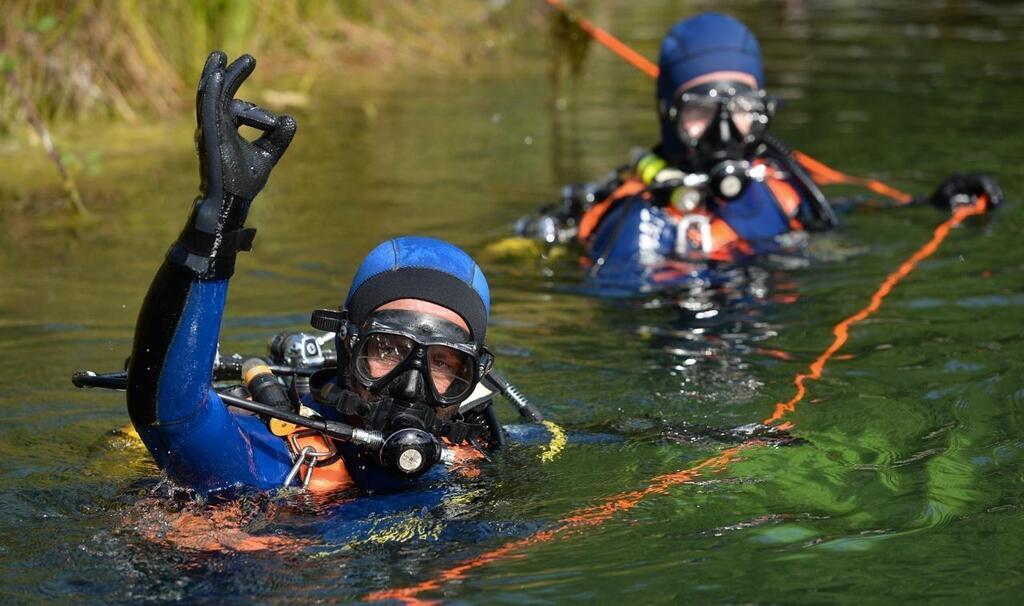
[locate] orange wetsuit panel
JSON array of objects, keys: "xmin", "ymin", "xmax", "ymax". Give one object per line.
[
  {"xmin": 292, "ymin": 432, "xmax": 355, "ymax": 493},
  {"xmin": 578, "ymin": 179, "xmax": 646, "ymax": 241},
  {"xmin": 707, "ymin": 218, "xmax": 755, "ymax": 261},
  {"xmin": 766, "ymin": 174, "xmax": 802, "ymax": 218}
]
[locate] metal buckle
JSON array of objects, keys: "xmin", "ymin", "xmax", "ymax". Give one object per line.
[
  {"xmin": 283, "ymin": 429, "xmax": 338, "ymax": 489},
  {"xmin": 675, "ymin": 214, "xmax": 713, "ymax": 257}
]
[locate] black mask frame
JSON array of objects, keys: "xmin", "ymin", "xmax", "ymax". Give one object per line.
[
  {"xmin": 344, "ymin": 309, "xmax": 493, "ymax": 406},
  {"xmin": 665, "ymin": 80, "xmax": 777, "ymax": 173}
]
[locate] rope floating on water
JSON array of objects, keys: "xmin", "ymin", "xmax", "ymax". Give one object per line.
[
  {"xmin": 763, "ymin": 200, "xmax": 987, "ymax": 426},
  {"xmin": 363, "ymin": 200, "xmax": 989, "ymax": 604},
  {"xmin": 360, "ymin": 6, "xmax": 993, "ymax": 602},
  {"xmin": 364, "ymin": 444, "xmax": 750, "ymax": 604}
]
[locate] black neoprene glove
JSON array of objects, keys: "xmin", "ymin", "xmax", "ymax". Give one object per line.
[
  {"xmin": 929, "ymin": 172, "xmax": 1003, "ymax": 212},
  {"xmin": 169, "ymin": 51, "xmax": 297, "ymax": 280}
]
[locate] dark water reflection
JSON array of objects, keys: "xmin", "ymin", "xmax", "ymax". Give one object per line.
[{"xmin": 2, "ymin": 0, "xmax": 1024, "ymax": 603}]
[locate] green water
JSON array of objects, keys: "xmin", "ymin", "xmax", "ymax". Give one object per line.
[{"xmin": 2, "ymin": 1, "xmax": 1024, "ymax": 603}]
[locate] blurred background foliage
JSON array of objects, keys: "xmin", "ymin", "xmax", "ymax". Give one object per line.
[{"xmin": 0, "ymin": 0, "xmax": 519, "ymax": 139}]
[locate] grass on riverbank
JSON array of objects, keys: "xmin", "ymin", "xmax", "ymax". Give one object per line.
[{"xmin": 0, "ymin": 0, "xmax": 520, "ymax": 139}]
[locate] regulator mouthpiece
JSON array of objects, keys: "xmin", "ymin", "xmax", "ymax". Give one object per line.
[
  {"xmin": 709, "ymin": 160, "xmax": 753, "ymax": 200},
  {"xmin": 379, "ymin": 428, "xmax": 453, "ymax": 477}
]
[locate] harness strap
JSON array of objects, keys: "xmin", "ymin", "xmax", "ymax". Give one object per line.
[
  {"xmin": 282, "ymin": 428, "xmax": 353, "ymax": 492},
  {"xmin": 578, "ymin": 179, "xmax": 647, "ymax": 241}
]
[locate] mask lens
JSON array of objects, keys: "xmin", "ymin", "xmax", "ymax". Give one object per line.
[
  {"xmin": 426, "ymin": 345, "xmax": 475, "ymax": 400},
  {"xmin": 356, "ymin": 333, "xmax": 415, "ymax": 380},
  {"xmin": 676, "ymin": 97, "xmax": 718, "ymax": 142},
  {"xmin": 727, "ymin": 94, "xmax": 768, "ymax": 136}
]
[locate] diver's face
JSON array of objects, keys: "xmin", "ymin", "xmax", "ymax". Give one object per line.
[
  {"xmin": 362, "ymin": 334, "xmax": 468, "ymax": 394},
  {"xmin": 349, "ymin": 298, "xmax": 474, "ymax": 419},
  {"xmin": 677, "ymin": 71, "xmax": 761, "ymax": 138}
]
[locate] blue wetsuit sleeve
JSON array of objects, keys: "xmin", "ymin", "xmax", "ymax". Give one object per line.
[{"xmin": 126, "ymin": 261, "xmax": 293, "ymax": 492}]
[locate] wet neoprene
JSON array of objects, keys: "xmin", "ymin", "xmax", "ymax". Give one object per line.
[
  {"xmin": 168, "ymin": 51, "xmax": 296, "ymax": 280},
  {"xmin": 127, "ymin": 52, "xmax": 299, "ymax": 492}
]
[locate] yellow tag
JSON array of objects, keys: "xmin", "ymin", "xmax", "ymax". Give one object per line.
[{"xmin": 269, "ymin": 418, "xmax": 298, "ymax": 436}]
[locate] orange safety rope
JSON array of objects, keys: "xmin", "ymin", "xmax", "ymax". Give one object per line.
[
  {"xmin": 364, "ymin": 198, "xmax": 989, "ymax": 604},
  {"xmin": 545, "ymin": 0, "xmax": 912, "ymax": 204},
  {"xmin": 763, "ymin": 199, "xmax": 987, "ymax": 426},
  {"xmin": 364, "ymin": 444, "xmax": 751, "ymax": 605},
  {"xmin": 793, "ymin": 150, "xmax": 914, "ymax": 204},
  {"xmin": 546, "ymin": 0, "xmax": 660, "ymax": 79}
]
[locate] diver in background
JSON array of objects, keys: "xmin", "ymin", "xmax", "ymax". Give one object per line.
[
  {"xmin": 518, "ymin": 13, "xmax": 1003, "ymax": 285},
  {"xmin": 127, "ymin": 52, "xmax": 502, "ymax": 495}
]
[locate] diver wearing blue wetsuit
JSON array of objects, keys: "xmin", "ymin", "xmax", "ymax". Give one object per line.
[
  {"xmin": 127, "ymin": 52, "xmax": 501, "ymax": 494},
  {"xmin": 519, "ymin": 13, "xmax": 1003, "ymax": 286}
]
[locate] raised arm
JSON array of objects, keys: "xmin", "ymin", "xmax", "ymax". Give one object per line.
[{"xmin": 127, "ymin": 52, "xmax": 297, "ymax": 492}]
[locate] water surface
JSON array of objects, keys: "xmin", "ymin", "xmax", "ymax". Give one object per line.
[{"xmin": 1, "ymin": 1, "xmax": 1023, "ymax": 603}]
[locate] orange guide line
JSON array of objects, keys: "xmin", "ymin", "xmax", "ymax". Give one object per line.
[
  {"xmin": 546, "ymin": 0, "xmax": 660, "ymax": 78},
  {"xmin": 359, "ymin": 7, "xmax": 988, "ymax": 603},
  {"xmin": 763, "ymin": 200, "xmax": 987, "ymax": 425},
  {"xmin": 364, "ymin": 444, "xmax": 751, "ymax": 605},
  {"xmin": 793, "ymin": 150, "xmax": 914, "ymax": 204},
  {"xmin": 364, "ymin": 200, "xmax": 987, "ymax": 604}
]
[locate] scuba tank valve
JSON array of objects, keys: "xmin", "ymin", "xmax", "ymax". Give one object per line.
[{"xmin": 269, "ymin": 331, "xmax": 336, "ymax": 367}]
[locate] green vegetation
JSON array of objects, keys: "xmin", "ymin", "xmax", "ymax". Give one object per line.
[
  {"xmin": 0, "ymin": 0, "xmax": 516, "ymax": 138},
  {"xmin": 1, "ymin": 0, "xmax": 523, "ymax": 214}
]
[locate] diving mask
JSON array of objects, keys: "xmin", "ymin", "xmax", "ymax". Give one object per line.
[
  {"xmin": 665, "ymin": 81, "xmax": 776, "ymax": 171},
  {"xmin": 345, "ymin": 308, "xmax": 492, "ymax": 406}
]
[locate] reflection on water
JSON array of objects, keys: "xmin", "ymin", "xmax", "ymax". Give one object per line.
[{"xmin": 2, "ymin": 0, "xmax": 1024, "ymax": 603}]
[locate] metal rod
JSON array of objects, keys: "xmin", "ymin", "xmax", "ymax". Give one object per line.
[{"xmin": 217, "ymin": 391, "xmax": 356, "ymax": 441}]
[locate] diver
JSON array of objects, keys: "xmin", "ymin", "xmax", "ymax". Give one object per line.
[
  {"xmin": 517, "ymin": 12, "xmax": 1004, "ymax": 287},
  {"xmin": 124, "ymin": 52, "xmax": 506, "ymax": 494}
]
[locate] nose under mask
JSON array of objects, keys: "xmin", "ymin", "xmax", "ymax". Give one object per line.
[{"xmin": 385, "ymin": 368, "xmax": 429, "ymax": 403}]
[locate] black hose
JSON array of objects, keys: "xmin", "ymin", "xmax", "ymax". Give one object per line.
[
  {"xmin": 217, "ymin": 391, "xmax": 355, "ymax": 441},
  {"xmin": 484, "ymin": 403, "xmax": 507, "ymax": 450},
  {"xmin": 762, "ymin": 133, "xmax": 838, "ymax": 229},
  {"xmin": 484, "ymin": 371, "xmax": 544, "ymax": 422}
]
